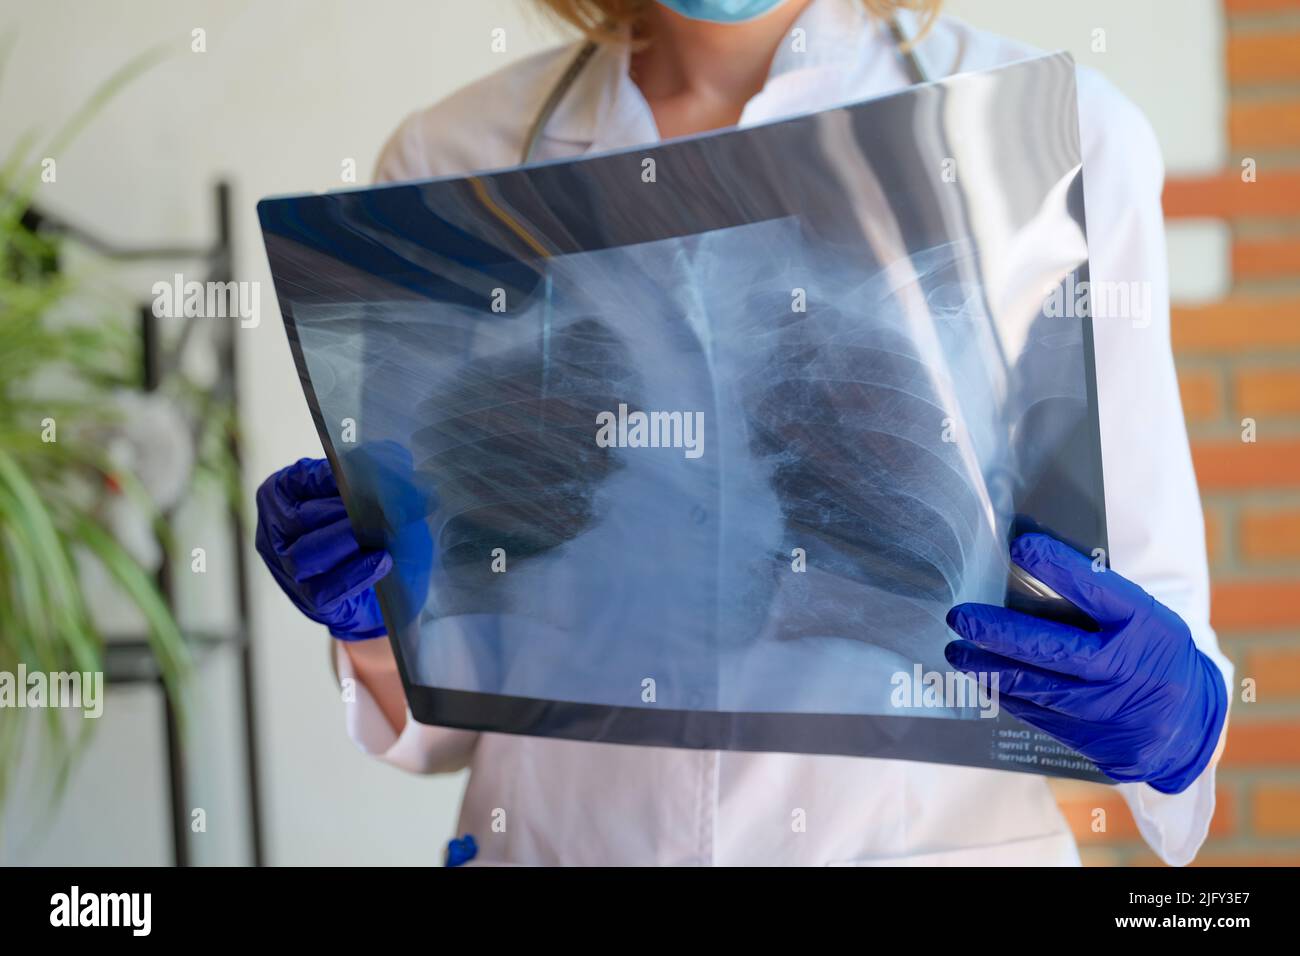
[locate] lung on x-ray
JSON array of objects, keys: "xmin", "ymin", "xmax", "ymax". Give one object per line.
[{"xmin": 259, "ymin": 52, "xmax": 1112, "ymax": 782}]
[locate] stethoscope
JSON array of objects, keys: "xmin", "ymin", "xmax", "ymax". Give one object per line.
[{"xmin": 520, "ymin": 15, "xmax": 930, "ymax": 164}]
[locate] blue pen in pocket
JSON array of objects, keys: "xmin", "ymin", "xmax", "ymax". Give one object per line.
[{"xmin": 445, "ymin": 834, "xmax": 478, "ymax": 867}]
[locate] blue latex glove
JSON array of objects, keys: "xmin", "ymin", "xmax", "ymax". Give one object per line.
[
  {"xmin": 340, "ymin": 441, "xmax": 437, "ymax": 637},
  {"xmin": 945, "ymin": 533, "xmax": 1228, "ymax": 794},
  {"xmin": 255, "ymin": 457, "xmax": 391, "ymax": 640}
]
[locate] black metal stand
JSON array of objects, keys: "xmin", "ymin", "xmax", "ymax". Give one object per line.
[{"xmin": 28, "ymin": 182, "xmax": 264, "ymax": 867}]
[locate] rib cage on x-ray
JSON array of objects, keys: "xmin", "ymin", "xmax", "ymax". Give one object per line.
[
  {"xmin": 721, "ymin": 229, "xmax": 1009, "ymax": 697},
  {"xmin": 294, "ymin": 218, "xmax": 1010, "ymax": 714},
  {"xmin": 412, "ymin": 317, "xmax": 641, "ymax": 592}
]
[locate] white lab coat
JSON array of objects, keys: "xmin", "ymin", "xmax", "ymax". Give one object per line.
[{"xmin": 337, "ymin": 0, "xmax": 1231, "ymax": 866}]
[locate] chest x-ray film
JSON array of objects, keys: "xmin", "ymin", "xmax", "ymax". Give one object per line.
[{"xmin": 259, "ymin": 52, "xmax": 1111, "ymax": 782}]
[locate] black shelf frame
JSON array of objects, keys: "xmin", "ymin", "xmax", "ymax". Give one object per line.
[{"xmin": 26, "ymin": 182, "xmax": 265, "ymax": 867}]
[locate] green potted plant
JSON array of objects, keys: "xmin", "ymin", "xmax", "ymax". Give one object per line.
[{"xmin": 0, "ymin": 46, "xmax": 205, "ymax": 811}]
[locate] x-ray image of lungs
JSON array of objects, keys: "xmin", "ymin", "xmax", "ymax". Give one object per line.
[
  {"xmin": 301, "ymin": 222, "xmax": 1006, "ymax": 716},
  {"xmin": 261, "ymin": 51, "xmax": 1112, "ymax": 781},
  {"xmin": 707, "ymin": 232, "xmax": 1012, "ymax": 713}
]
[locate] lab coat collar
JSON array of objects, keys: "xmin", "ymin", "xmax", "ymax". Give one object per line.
[
  {"xmin": 766, "ymin": 0, "xmax": 875, "ymax": 76},
  {"xmin": 543, "ymin": 0, "xmax": 901, "ymax": 155}
]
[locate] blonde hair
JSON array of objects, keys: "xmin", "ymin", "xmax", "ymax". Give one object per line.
[{"xmin": 535, "ymin": 0, "xmax": 942, "ymax": 44}]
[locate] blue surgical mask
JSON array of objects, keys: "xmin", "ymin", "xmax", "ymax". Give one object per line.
[{"xmin": 655, "ymin": 0, "xmax": 789, "ymax": 24}]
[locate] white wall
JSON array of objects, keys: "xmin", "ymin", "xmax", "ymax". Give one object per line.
[
  {"xmin": 0, "ymin": 0, "xmax": 1223, "ymax": 864},
  {"xmin": 945, "ymin": 0, "xmax": 1224, "ymax": 173}
]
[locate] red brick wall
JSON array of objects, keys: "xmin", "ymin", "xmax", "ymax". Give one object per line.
[{"xmin": 1054, "ymin": 0, "xmax": 1300, "ymax": 866}]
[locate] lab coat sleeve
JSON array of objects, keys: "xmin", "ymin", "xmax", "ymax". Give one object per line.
[
  {"xmin": 1077, "ymin": 69, "xmax": 1233, "ymax": 867},
  {"xmin": 334, "ymin": 642, "xmax": 479, "ymax": 774},
  {"xmin": 373, "ymin": 108, "xmax": 440, "ymax": 184}
]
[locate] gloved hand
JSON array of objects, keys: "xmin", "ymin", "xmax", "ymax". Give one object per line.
[
  {"xmin": 255, "ymin": 457, "xmax": 392, "ymax": 640},
  {"xmin": 945, "ymin": 533, "xmax": 1228, "ymax": 794}
]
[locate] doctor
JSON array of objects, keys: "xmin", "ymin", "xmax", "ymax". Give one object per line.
[{"xmin": 255, "ymin": 0, "xmax": 1231, "ymax": 865}]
